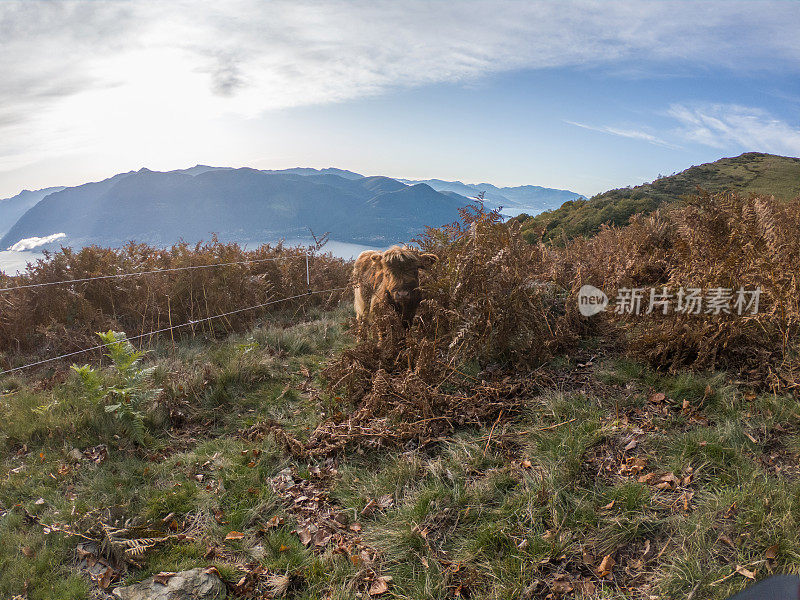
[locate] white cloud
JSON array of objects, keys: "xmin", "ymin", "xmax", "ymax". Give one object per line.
[
  {"xmin": 669, "ymin": 104, "xmax": 800, "ymax": 155},
  {"xmin": 8, "ymin": 233, "xmax": 67, "ymax": 251},
  {"xmin": 565, "ymin": 121, "xmax": 679, "ymax": 149},
  {"xmin": 1, "ymin": 0, "xmax": 800, "ymax": 178}
]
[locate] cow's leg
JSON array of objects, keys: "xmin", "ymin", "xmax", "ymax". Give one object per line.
[{"xmin": 354, "ymin": 285, "xmax": 366, "ymax": 319}]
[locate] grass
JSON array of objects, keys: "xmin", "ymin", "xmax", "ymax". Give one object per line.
[
  {"xmin": 2, "ymin": 305, "xmax": 800, "ymax": 599},
  {"xmin": 521, "ymin": 151, "xmax": 800, "ymax": 242}
]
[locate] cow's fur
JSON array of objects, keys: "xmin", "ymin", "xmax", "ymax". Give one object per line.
[{"xmin": 353, "ymin": 246, "xmax": 438, "ymax": 328}]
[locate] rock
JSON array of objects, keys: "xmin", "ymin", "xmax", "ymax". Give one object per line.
[{"xmin": 112, "ymin": 568, "xmax": 226, "ymax": 600}]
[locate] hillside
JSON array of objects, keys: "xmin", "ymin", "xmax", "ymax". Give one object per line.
[
  {"xmin": 1, "ymin": 197, "xmax": 799, "ymax": 599},
  {"xmin": 400, "ymin": 178, "xmax": 585, "ymax": 216},
  {"xmin": 0, "ymin": 168, "xmax": 469, "ymax": 250},
  {"xmin": 0, "ymin": 186, "xmax": 65, "ymax": 237},
  {"xmin": 520, "ymin": 152, "xmax": 800, "ymax": 242}
]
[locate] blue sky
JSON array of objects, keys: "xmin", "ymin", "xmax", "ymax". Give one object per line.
[{"xmin": 1, "ymin": 0, "xmax": 799, "ymax": 199}]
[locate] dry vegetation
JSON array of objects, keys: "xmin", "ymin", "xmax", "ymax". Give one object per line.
[
  {"xmin": 0, "ymin": 239, "xmax": 351, "ymax": 367},
  {"xmin": 557, "ymin": 192, "xmax": 800, "ymax": 389},
  {"xmin": 2, "ymin": 192, "xmax": 800, "ymax": 600}
]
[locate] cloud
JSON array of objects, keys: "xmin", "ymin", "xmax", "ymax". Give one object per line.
[
  {"xmin": 8, "ymin": 233, "xmax": 67, "ymax": 252},
  {"xmin": 1, "ymin": 0, "xmax": 800, "ymax": 175},
  {"xmin": 669, "ymin": 104, "xmax": 800, "ymax": 155},
  {"xmin": 565, "ymin": 121, "xmax": 679, "ymax": 149}
]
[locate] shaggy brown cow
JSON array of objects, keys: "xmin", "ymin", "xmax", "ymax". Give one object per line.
[{"xmin": 353, "ymin": 245, "xmax": 438, "ymax": 328}]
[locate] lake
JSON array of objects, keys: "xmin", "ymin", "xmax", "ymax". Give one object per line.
[
  {"xmin": 0, "ymin": 239, "xmax": 382, "ymax": 275},
  {"xmin": 0, "ymin": 250, "xmax": 46, "ymax": 275}
]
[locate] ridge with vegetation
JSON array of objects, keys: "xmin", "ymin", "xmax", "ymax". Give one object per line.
[{"xmin": 518, "ymin": 152, "xmax": 800, "ymax": 243}]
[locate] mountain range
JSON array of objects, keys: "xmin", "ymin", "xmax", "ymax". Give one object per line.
[
  {"xmin": 0, "ymin": 186, "xmax": 66, "ymax": 238},
  {"xmin": 0, "ymin": 167, "xmax": 579, "ymax": 252},
  {"xmin": 399, "ymin": 179, "xmax": 585, "ymax": 214}
]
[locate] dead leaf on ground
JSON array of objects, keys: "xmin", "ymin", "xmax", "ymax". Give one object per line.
[
  {"xmin": 766, "ymin": 544, "xmax": 779, "ymax": 560},
  {"xmin": 551, "ymin": 574, "xmax": 573, "ymax": 594},
  {"xmin": 225, "ymin": 531, "xmax": 245, "ymax": 541},
  {"xmin": 735, "ymin": 565, "xmax": 756, "ymax": 580},
  {"xmin": 361, "ymin": 499, "xmax": 378, "ymax": 517},
  {"xmin": 595, "ymin": 554, "xmax": 616, "ymax": 577},
  {"xmin": 369, "ymin": 575, "xmax": 392, "ymax": 596},
  {"xmin": 298, "ymin": 528, "xmax": 313, "ymax": 546},
  {"xmin": 648, "ymin": 392, "xmax": 666, "ymax": 404},
  {"xmin": 153, "ymin": 572, "xmax": 177, "ymax": 585}
]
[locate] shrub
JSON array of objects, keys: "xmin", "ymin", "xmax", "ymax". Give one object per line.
[
  {"xmin": 72, "ymin": 331, "xmax": 161, "ymax": 445},
  {"xmin": 0, "ymin": 239, "xmax": 351, "ymax": 370},
  {"xmin": 562, "ymin": 192, "xmax": 800, "ymax": 389},
  {"xmin": 284, "ymin": 204, "xmax": 581, "ymax": 457}
]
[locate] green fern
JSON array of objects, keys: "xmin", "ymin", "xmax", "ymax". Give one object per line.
[{"xmin": 71, "ymin": 331, "xmax": 160, "ymax": 445}]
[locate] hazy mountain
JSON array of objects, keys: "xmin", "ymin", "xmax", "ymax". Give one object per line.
[
  {"xmin": 0, "ymin": 186, "xmax": 65, "ymax": 237},
  {"xmin": 0, "ymin": 168, "xmax": 468, "ymax": 250},
  {"xmin": 520, "ymin": 152, "xmax": 800, "ymax": 242},
  {"xmin": 399, "ymin": 178, "xmax": 585, "ymax": 216},
  {"xmin": 261, "ymin": 167, "xmax": 364, "ymax": 180}
]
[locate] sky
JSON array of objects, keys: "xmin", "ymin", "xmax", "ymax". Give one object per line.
[{"xmin": 1, "ymin": 0, "xmax": 800, "ymax": 199}]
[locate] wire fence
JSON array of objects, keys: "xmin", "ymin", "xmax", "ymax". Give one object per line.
[
  {"xmin": 0, "ymin": 285, "xmax": 349, "ymax": 376},
  {"xmin": 0, "ymin": 256, "xmax": 286, "ymax": 292},
  {"xmin": 0, "ymin": 249, "xmax": 353, "ymax": 376}
]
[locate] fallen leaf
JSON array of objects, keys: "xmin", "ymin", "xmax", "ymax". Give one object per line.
[
  {"xmin": 735, "ymin": 565, "xmax": 756, "ymax": 580},
  {"xmin": 97, "ymin": 566, "xmax": 115, "ymax": 589},
  {"xmin": 648, "ymin": 392, "xmax": 665, "ymax": 404},
  {"xmin": 265, "ymin": 515, "xmax": 284, "ymax": 529},
  {"xmin": 551, "ymin": 575, "xmax": 573, "ymax": 594},
  {"xmin": 298, "ymin": 528, "xmax": 312, "ymax": 546},
  {"xmin": 153, "ymin": 572, "xmax": 176, "ymax": 585},
  {"xmin": 766, "ymin": 544, "xmax": 779, "ymax": 560},
  {"xmin": 575, "ymin": 579, "xmax": 596, "ymax": 595},
  {"xmin": 522, "ymin": 459, "xmax": 533, "ymax": 469},
  {"xmin": 601, "ymin": 499, "xmax": 615, "ymax": 510},
  {"xmin": 624, "ymin": 439, "xmax": 638, "ymax": 451},
  {"xmin": 225, "ymin": 531, "xmax": 245, "ymax": 541},
  {"xmin": 21, "ymin": 546, "xmax": 34, "ymax": 558},
  {"xmin": 361, "ymin": 499, "xmax": 378, "ymax": 517},
  {"xmin": 369, "ymin": 576, "xmax": 392, "ymax": 596},
  {"xmin": 595, "ymin": 554, "xmax": 616, "ymax": 578}
]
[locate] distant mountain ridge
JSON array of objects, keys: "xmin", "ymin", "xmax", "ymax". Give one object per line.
[
  {"xmin": 519, "ymin": 152, "xmax": 800, "ymax": 242},
  {"xmin": 1, "ymin": 166, "xmax": 583, "ymax": 252},
  {"xmin": 398, "ymin": 178, "xmax": 585, "ymax": 216},
  {"xmin": 0, "ymin": 167, "xmax": 472, "ymax": 250},
  {"xmin": 0, "ymin": 186, "xmax": 65, "ymax": 238}
]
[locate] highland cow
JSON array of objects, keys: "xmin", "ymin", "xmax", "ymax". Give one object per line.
[{"xmin": 353, "ymin": 245, "xmax": 438, "ymax": 328}]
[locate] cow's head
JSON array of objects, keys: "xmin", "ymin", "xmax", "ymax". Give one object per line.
[{"xmin": 373, "ymin": 246, "xmax": 438, "ymax": 326}]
